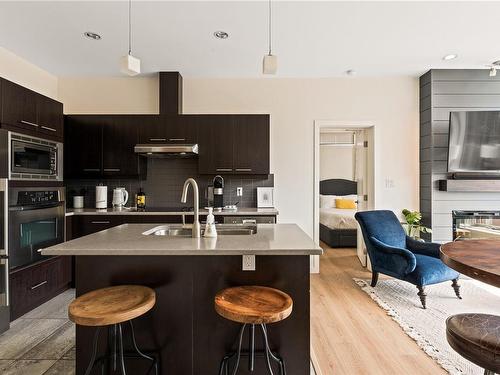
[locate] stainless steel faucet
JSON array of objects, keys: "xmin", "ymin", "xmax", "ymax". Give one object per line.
[{"xmin": 181, "ymin": 178, "xmax": 201, "ymax": 238}]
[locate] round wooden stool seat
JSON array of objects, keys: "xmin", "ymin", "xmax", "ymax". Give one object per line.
[
  {"xmin": 215, "ymin": 286, "xmax": 293, "ymax": 324},
  {"xmin": 446, "ymin": 313, "xmax": 500, "ymax": 373},
  {"xmin": 69, "ymin": 285, "xmax": 156, "ymax": 327}
]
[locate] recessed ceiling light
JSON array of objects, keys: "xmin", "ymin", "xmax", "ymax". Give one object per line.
[
  {"xmin": 84, "ymin": 31, "xmax": 101, "ymax": 40},
  {"xmin": 346, "ymin": 69, "xmax": 357, "ymax": 76},
  {"xmin": 213, "ymin": 31, "xmax": 229, "ymax": 39},
  {"xmin": 443, "ymin": 54, "xmax": 458, "ymax": 61}
]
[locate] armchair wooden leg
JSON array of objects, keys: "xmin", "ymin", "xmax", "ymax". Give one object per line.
[
  {"xmin": 416, "ymin": 286, "xmax": 427, "ymax": 309},
  {"xmin": 370, "ymin": 272, "xmax": 379, "ymax": 287},
  {"xmin": 452, "ymin": 279, "xmax": 462, "ymax": 299}
]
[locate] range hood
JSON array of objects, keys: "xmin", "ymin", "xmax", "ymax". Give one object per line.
[{"xmin": 134, "ymin": 143, "xmax": 198, "ymax": 157}]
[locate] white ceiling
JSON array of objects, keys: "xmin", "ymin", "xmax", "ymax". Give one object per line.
[{"xmin": 1, "ymin": 1, "xmax": 500, "ymax": 78}]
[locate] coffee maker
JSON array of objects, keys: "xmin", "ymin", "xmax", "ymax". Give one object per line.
[{"xmin": 212, "ymin": 175, "xmax": 224, "ymax": 211}]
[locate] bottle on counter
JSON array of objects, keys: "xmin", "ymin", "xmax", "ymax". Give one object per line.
[
  {"xmin": 136, "ymin": 188, "xmax": 146, "ymax": 210},
  {"xmin": 204, "ymin": 207, "xmax": 217, "ymax": 238}
]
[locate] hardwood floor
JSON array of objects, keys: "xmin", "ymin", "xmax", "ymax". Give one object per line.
[
  {"xmin": 0, "ymin": 290, "xmax": 75, "ymax": 375},
  {"xmin": 310, "ymin": 245, "xmax": 447, "ymax": 375}
]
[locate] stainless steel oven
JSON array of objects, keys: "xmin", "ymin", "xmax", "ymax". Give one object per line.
[
  {"xmin": 0, "ymin": 179, "xmax": 9, "ymax": 334},
  {"xmin": 0, "ymin": 130, "xmax": 63, "ymax": 181},
  {"xmin": 8, "ymin": 186, "xmax": 65, "ymax": 270}
]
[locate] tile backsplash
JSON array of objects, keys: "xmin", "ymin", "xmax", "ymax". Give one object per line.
[{"xmin": 66, "ymin": 158, "xmax": 274, "ymax": 209}]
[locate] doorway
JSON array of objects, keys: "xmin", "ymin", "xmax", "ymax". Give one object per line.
[{"xmin": 313, "ymin": 121, "xmax": 376, "ymax": 272}]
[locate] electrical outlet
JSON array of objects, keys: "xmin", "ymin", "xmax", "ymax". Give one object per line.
[
  {"xmin": 242, "ymin": 255, "xmax": 255, "ymax": 271},
  {"xmin": 237, "ymin": 187, "xmax": 243, "ymax": 197}
]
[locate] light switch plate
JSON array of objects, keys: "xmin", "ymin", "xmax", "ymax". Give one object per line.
[
  {"xmin": 242, "ymin": 255, "xmax": 255, "ymax": 271},
  {"xmin": 237, "ymin": 187, "xmax": 243, "ymax": 196}
]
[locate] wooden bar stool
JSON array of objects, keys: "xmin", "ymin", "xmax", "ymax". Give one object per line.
[
  {"xmin": 215, "ymin": 286, "xmax": 293, "ymax": 375},
  {"xmin": 69, "ymin": 285, "xmax": 159, "ymax": 375}
]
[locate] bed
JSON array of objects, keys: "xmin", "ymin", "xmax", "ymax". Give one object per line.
[{"xmin": 319, "ymin": 179, "xmax": 358, "ymax": 248}]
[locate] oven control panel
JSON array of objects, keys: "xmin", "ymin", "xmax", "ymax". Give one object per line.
[{"xmin": 17, "ymin": 191, "xmax": 60, "ymax": 205}]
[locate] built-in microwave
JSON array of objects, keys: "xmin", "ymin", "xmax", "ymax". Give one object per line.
[{"xmin": 0, "ymin": 130, "xmax": 63, "ymax": 181}]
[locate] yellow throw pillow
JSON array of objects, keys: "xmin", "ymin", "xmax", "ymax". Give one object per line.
[{"xmin": 335, "ymin": 198, "xmax": 356, "ymax": 209}]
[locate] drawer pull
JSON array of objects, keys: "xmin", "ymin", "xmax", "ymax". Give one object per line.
[
  {"xmin": 216, "ymin": 168, "xmax": 233, "ymax": 172},
  {"xmin": 91, "ymin": 221, "xmax": 110, "ymax": 224},
  {"xmin": 242, "ymin": 219, "xmax": 257, "ymax": 224},
  {"xmin": 149, "ymin": 138, "xmax": 166, "ymax": 142},
  {"xmin": 31, "ymin": 280, "xmax": 48, "ymax": 290},
  {"xmin": 103, "ymin": 168, "xmax": 120, "ymax": 172},
  {"xmin": 235, "ymin": 168, "xmax": 252, "ymax": 172},
  {"xmin": 169, "ymin": 138, "xmax": 185, "ymax": 142},
  {"xmin": 20, "ymin": 120, "xmax": 39, "ymax": 128},
  {"xmin": 83, "ymin": 168, "xmax": 100, "ymax": 172},
  {"xmin": 41, "ymin": 126, "xmax": 57, "ymax": 132}
]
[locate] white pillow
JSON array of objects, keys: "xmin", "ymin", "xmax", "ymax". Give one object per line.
[{"xmin": 320, "ymin": 194, "xmax": 336, "ymax": 208}]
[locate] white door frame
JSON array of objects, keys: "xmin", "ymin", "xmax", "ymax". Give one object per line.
[{"xmin": 313, "ymin": 120, "xmax": 378, "ymax": 271}]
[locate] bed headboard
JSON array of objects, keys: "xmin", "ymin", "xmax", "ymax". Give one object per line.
[{"xmin": 320, "ymin": 179, "xmax": 357, "ymax": 195}]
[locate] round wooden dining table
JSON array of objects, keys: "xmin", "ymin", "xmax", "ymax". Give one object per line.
[{"xmin": 440, "ymin": 239, "xmax": 500, "ymax": 287}]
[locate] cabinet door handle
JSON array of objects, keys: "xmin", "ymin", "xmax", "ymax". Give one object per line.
[
  {"xmin": 235, "ymin": 168, "xmax": 252, "ymax": 172},
  {"xmin": 149, "ymin": 138, "xmax": 166, "ymax": 142},
  {"xmin": 91, "ymin": 221, "xmax": 110, "ymax": 224},
  {"xmin": 169, "ymin": 138, "xmax": 185, "ymax": 142},
  {"xmin": 216, "ymin": 168, "xmax": 233, "ymax": 172},
  {"xmin": 41, "ymin": 126, "xmax": 57, "ymax": 132},
  {"xmin": 30, "ymin": 280, "xmax": 48, "ymax": 290},
  {"xmin": 103, "ymin": 168, "xmax": 120, "ymax": 172},
  {"xmin": 20, "ymin": 120, "xmax": 39, "ymax": 128},
  {"xmin": 242, "ymin": 219, "xmax": 257, "ymax": 224},
  {"xmin": 83, "ymin": 168, "xmax": 100, "ymax": 172}
]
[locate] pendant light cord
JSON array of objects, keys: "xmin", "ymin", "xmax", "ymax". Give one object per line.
[
  {"xmin": 128, "ymin": 0, "xmax": 132, "ymax": 55},
  {"xmin": 268, "ymin": 0, "xmax": 272, "ymax": 55}
]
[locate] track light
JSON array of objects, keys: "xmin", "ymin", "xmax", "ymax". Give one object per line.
[
  {"xmin": 490, "ymin": 67, "xmax": 497, "ymax": 77},
  {"xmin": 121, "ymin": 0, "xmax": 141, "ymax": 76},
  {"xmin": 263, "ymin": 0, "xmax": 277, "ymax": 75}
]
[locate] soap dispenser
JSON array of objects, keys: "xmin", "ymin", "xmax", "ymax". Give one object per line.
[{"xmin": 204, "ymin": 207, "xmax": 217, "ymax": 238}]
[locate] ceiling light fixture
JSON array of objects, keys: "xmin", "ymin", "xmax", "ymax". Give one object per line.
[
  {"xmin": 488, "ymin": 60, "xmax": 500, "ymax": 78},
  {"xmin": 346, "ymin": 69, "xmax": 357, "ymax": 77},
  {"xmin": 262, "ymin": 0, "xmax": 277, "ymax": 75},
  {"xmin": 442, "ymin": 54, "xmax": 458, "ymax": 61},
  {"xmin": 214, "ymin": 31, "xmax": 229, "ymax": 39},
  {"xmin": 120, "ymin": 0, "xmax": 141, "ymax": 76},
  {"xmin": 84, "ymin": 31, "xmax": 101, "ymax": 40}
]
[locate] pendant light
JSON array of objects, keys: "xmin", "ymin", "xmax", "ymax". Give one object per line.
[
  {"xmin": 263, "ymin": 0, "xmax": 277, "ymax": 74},
  {"xmin": 120, "ymin": 0, "xmax": 141, "ymax": 76}
]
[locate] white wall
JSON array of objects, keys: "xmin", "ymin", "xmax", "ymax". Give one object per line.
[
  {"xmin": 320, "ymin": 145, "xmax": 354, "ymax": 181},
  {"xmin": 0, "ymin": 47, "xmax": 58, "ymax": 99},
  {"xmin": 58, "ymin": 75, "xmax": 420, "ymax": 238}
]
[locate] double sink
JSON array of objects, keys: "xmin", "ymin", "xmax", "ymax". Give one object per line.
[{"xmin": 143, "ymin": 224, "xmax": 257, "ymax": 237}]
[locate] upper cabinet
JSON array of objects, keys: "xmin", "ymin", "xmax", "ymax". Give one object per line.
[
  {"xmin": 64, "ymin": 115, "xmax": 146, "ymax": 179},
  {"xmin": 0, "ymin": 78, "xmax": 63, "ymax": 141},
  {"xmin": 197, "ymin": 114, "xmax": 270, "ymax": 175},
  {"xmin": 138, "ymin": 115, "xmax": 197, "ymax": 143}
]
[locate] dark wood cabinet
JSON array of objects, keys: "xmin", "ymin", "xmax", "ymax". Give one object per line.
[
  {"xmin": 198, "ymin": 114, "xmax": 270, "ymax": 175},
  {"xmin": 138, "ymin": 115, "xmax": 197, "ymax": 144},
  {"xmin": 9, "ymin": 256, "xmax": 72, "ymax": 321},
  {"xmin": 0, "ymin": 78, "xmax": 63, "ymax": 141},
  {"xmin": 138, "ymin": 115, "xmax": 168, "ymax": 143},
  {"xmin": 64, "ymin": 116, "xmax": 103, "ymax": 178},
  {"xmin": 233, "ymin": 115, "xmax": 269, "ymax": 174},
  {"xmin": 64, "ymin": 115, "xmax": 146, "ymax": 179}
]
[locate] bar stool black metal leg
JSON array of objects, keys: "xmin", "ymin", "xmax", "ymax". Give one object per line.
[
  {"xmin": 84, "ymin": 327, "xmax": 101, "ymax": 375},
  {"xmin": 248, "ymin": 324, "xmax": 255, "ymax": 372},
  {"xmin": 259, "ymin": 324, "xmax": 275, "ymax": 375},
  {"xmin": 118, "ymin": 324, "xmax": 127, "ymax": 375},
  {"xmin": 128, "ymin": 320, "xmax": 158, "ymax": 375}
]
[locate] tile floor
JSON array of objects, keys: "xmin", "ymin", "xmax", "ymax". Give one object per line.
[{"xmin": 0, "ymin": 290, "xmax": 75, "ymax": 375}]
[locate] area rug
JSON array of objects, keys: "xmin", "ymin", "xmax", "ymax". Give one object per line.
[{"xmin": 354, "ymin": 277, "xmax": 500, "ymax": 375}]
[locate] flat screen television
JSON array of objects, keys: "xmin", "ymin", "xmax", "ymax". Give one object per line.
[{"xmin": 448, "ymin": 111, "xmax": 500, "ymax": 175}]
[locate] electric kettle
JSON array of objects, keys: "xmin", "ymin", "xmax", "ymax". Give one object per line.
[{"xmin": 112, "ymin": 187, "xmax": 129, "ymax": 208}]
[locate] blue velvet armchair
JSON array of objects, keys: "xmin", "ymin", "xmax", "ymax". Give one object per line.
[{"xmin": 354, "ymin": 210, "xmax": 461, "ymax": 309}]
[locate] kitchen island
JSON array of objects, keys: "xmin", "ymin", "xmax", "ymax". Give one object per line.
[{"xmin": 42, "ymin": 223, "xmax": 322, "ymax": 375}]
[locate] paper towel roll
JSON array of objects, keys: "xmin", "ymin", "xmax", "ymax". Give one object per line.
[{"xmin": 96, "ymin": 185, "xmax": 107, "ymax": 209}]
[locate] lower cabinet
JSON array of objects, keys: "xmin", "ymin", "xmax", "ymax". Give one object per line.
[{"xmin": 9, "ymin": 256, "xmax": 72, "ymax": 321}]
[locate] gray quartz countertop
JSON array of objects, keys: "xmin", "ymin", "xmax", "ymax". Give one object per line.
[
  {"xmin": 41, "ymin": 223, "xmax": 322, "ymax": 256},
  {"xmin": 65, "ymin": 207, "xmax": 278, "ymax": 217}
]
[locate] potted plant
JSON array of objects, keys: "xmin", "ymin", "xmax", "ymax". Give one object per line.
[{"xmin": 402, "ymin": 209, "xmax": 432, "ymax": 240}]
